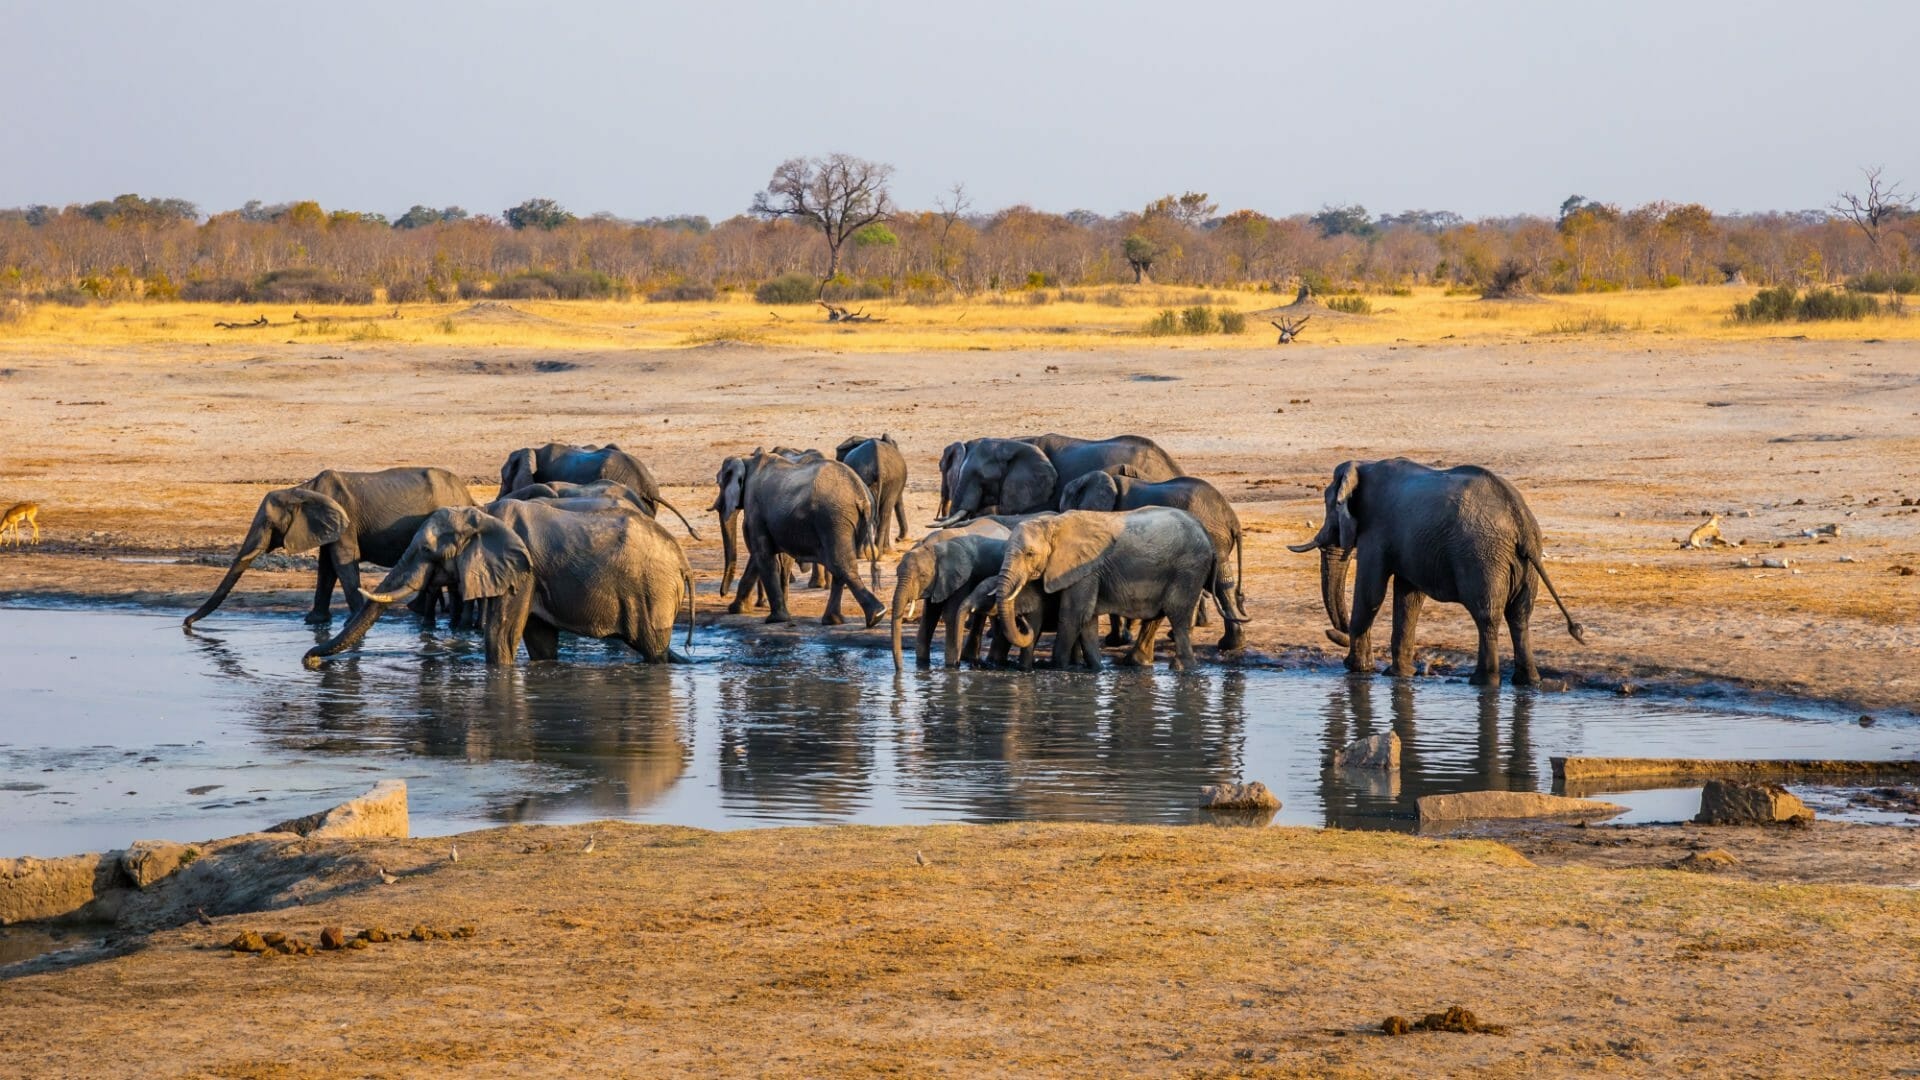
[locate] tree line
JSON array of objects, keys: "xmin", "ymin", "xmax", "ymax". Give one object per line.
[{"xmin": 1, "ymin": 157, "xmax": 1912, "ymax": 307}]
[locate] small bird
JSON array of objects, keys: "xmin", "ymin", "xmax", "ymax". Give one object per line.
[
  {"xmin": 377, "ymin": 866, "xmax": 398, "ymax": 885},
  {"xmin": 915, "ymin": 850, "xmax": 929, "ymax": 867},
  {"xmin": 450, "ymin": 841, "xmax": 459, "ymax": 863},
  {"xmin": 582, "ymin": 835, "xmax": 596, "ymax": 854},
  {"xmin": 195, "ymin": 907, "xmax": 214, "ymax": 927}
]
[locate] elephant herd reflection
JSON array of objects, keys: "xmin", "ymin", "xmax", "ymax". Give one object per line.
[{"xmin": 193, "ymin": 623, "xmax": 1558, "ymax": 832}]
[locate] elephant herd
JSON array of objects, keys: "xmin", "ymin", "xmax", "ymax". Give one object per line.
[{"xmin": 182, "ymin": 433, "xmax": 1586, "ymax": 686}]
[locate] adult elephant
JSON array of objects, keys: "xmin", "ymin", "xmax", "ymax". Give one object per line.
[
  {"xmin": 723, "ymin": 450, "xmax": 886, "ymax": 627},
  {"xmin": 836, "ymin": 434, "xmax": 909, "ymax": 552},
  {"xmin": 304, "ymin": 501, "xmax": 694, "ymax": 668},
  {"xmin": 995, "ymin": 507, "xmax": 1219, "ymax": 672},
  {"xmin": 1058, "ymin": 469, "xmax": 1249, "ymax": 650},
  {"xmin": 889, "ymin": 525, "xmax": 1011, "ymax": 670},
  {"xmin": 183, "ymin": 467, "xmax": 475, "ymax": 628},
  {"xmin": 499, "ymin": 442, "xmax": 698, "ymax": 538},
  {"xmin": 933, "ymin": 434, "xmax": 1184, "ymax": 525},
  {"xmin": 497, "ymin": 480, "xmax": 649, "ymax": 512},
  {"xmin": 1287, "ymin": 459, "xmax": 1585, "ymax": 686}
]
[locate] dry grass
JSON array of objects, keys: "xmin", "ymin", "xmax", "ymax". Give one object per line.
[
  {"xmin": 5, "ymin": 821, "xmax": 1919, "ymax": 1076},
  {"xmin": 4, "ymin": 285, "xmax": 1914, "ymax": 354}
]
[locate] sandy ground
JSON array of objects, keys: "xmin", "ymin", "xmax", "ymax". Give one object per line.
[
  {"xmin": 1, "ymin": 334, "xmax": 1916, "ymax": 710},
  {"xmin": 5, "ymin": 822, "xmax": 1920, "ymax": 1077}
]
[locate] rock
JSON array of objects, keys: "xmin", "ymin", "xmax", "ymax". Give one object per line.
[
  {"xmin": 1671, "ymin": 849, "xmax": 1739, "ymax": 873},
  {"xmin": 261, "ymin": 931, "xmax": 287, "ymax": 947},
  {"xmin": 1198, "ymin": 782, "xmax": 1280, "ymax": 811},
  {"xmin": 453, "ymin": 926, "xmax": 477, "ymax": 939},
  {"xmin": 1381, "ymin": 1015, "xmax": 1412, "ymax": 1036},
  {"xmin": 1694, "ymin": 780, "xmax": 1814, "ymax": 825},
  {"xmin": 1761, "ymin": 557, "xmax": 1792, "ymax": 569},
  {"xmin": 410, "ymin": 923, "xmax": 433, "ymax": 942},
  {"xmin": 0, "ymin": 852, "xmax": 119, "ymax": 926},
  {"xmin": 318, "ymin": 926, "xmax": 347, "ymax": 950},
  {"xmin": 119, "ymin": 841, "xmax": 193, "ymax": 890},
  {"xmin": 1415, "ymin": 1006, "xmax": 1506, "ymax": 1035},
  {"xmin": 360, "ymin": 926, "xmax": 389, "ymax": 943},
  {"xmin": 268, "ymin": 779, "xmax": 409, "ymax": 840},
  {"xmin": 346, "ymin": 937, "xmax": 369, "ymax": 950},
  {"xmin": 1334, "ymin": 733, "xmax": 1400, "ymax": 771},
  {"xmin": 1417, "ymin": 790, "xmax": 1627, "ymax": 822},
  {"xmin": 229, "ymin": 931, "xmax": 268, "ymax": 953}
]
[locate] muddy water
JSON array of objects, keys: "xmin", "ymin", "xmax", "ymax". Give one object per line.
[{"xmin": 1, "ymin": 605, "xmax": 1914, "ymax": 858}]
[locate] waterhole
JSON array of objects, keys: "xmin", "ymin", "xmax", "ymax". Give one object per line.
[{"xmin": 0, "ymin": 605, "xmax": 1912, "ymax": 857}]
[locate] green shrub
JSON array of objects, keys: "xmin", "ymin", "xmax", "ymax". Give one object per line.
[
  {"xmin": 1847, "ymin": 271, "xmax": 1920, "ymax": 295},
  {"xmin": 1326, "ymin": 295, "xmax": 1373, "ymax": 315},
  {"xmin": 756, "ymin": 273, "xmax": 820, "ymax": 304},
  {"xmin": 489, "ymin": 269, "xmax": 616, "ymax": 301},
  {"xmin": 1548, "ymin": 312, "xmax": 1628, "ymax": 334},
  {"xmin": 1180, "ymin": 305, "xmax": 1218, "ymax": 334},
  {"xmin": 1144, "ymin": 309, "xmax": 1181, "ymax": 336},
  {"xmin": 1218, "ymin": 310, "xmax": 1247, "ymax": 334},
  {"xmin": 1296, "ymin": 270, "xmax": 1334, "ymax": 297},
  {"xmin": 1733, "ymin": 286, "xmax": 1880, "ymax": 323}
]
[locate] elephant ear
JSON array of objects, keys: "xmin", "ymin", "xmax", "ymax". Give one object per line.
[
  {"xmin": 279, "ymin": 491, "xmax": 348, "ymax": 553},
  {"xmin": 1042, "ymin": 514, "xmax": 1122, "ymax": 594},
  {"xmin": 501, "ymin": 449, "xmax": 537, "ymax": 495},
  {"xmin": 834, "ymin": 436, "xmax": 864, "ymax": 460},
  {"xmin": 714, "ymin": 458, "xmax": 748, "ymax": 518},
  {"xmin": 1000, "ymin": 445, "xmax": 1058, "ymax": 514},
  {"xmin": 1331, "ymin": 460, "xmax": 1361, "ymax": 551},
  {"xmin": 454, "ymin": 516, "xmax": 533, "ymax": 600},
  {"xmin": 1061, "ymin": 471, "xmax": 1118, "ymax": 511},
  {"xmin": 928, "ymin": 538, "xmax": 994, "ymax": 603}
]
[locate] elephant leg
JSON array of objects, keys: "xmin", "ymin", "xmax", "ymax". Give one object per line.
[
  {"xmin": 1102, "ymin": 614, "xmax": 1133, "ymax": 647},
  {"xmin": 1468, "ymin": 606, "xmax": 1502, "ymax": 687},
  {"xmin": 1194, "ymin": 596, "xmax": 1210, "ymax": 627},
  {"xmin": 823, "ymin": 575, "xmax": 847, "ymax": 626},
  {"xmin": 941, "ymin": 598, "xmax": 967, "ymax": 670},
  {"xmin": 1388, "ymin": 581, "xmax": 1426, "ymax": 678},
  {"xmin": 1168, "ymin": 602, "xmax": 1197, "ymax": 672},
  {"xmin": 306, "ymin": 550, "xmax": 339, "ymax": 624},
  {"xmin": 808, "ymin": 562, "xmax": 828, "ymax": 589},
  {"xmin": 1506, "ymin": 586, "xmax": 1540, "ymax": 686},
  {"xmin": 1345, "ymin": 554, "xmax": 1390, "ymax": 675},
  {"xmin": 1214, "ymin": 582, "xmax": 1244, "ymax": 651},
  {"xmin": 823, "ymin": 530, "xmax": 886, "ymax": 626},
  {"xmin": 748, "ymin": 537, "xmax": 792, "ymax": 624},
  {"xmin": 522, "ymin": 615, "xmax": 561, "ymax": 662},
  {"xmin": 1122, "ymin": 618, "xmax": 1163, "ymax": 667},
  {"xmin": 915, "ymin": 608, "xmax": 938, "ymax": 669},
  {"xmin": 960, "ymin": 608, "xmax": 988, "ymax": 667},
  {"xmin": 893, "ymin": 494, "xmax": 909, "ymax": 543},
  {"xmin": 333, "ymin": 556, "xmax": 365, "ymax": 619},
  {"xmin": 727, "ymin": 559, "xmax": 754, "ymax": 615},
  {"xmin": 486, "ymin": 589, "xmax": 534, "ymax": 665}
]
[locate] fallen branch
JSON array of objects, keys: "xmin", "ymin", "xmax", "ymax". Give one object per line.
[{"xmin": 214, "ymin": 315, "xmax": 271, "ymax": 329}]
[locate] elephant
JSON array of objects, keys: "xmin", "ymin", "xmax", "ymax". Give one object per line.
[
  {"xmin": 1287, "ymin": 458, "xmax": 1586, "ymax": 686},
  {"xmin": 933, "ymin": 434, "xmax": 1184, "ymax": 525},
  {"xmin": 723, "ymin": 450, "xmax": 886, "ymax": 626},
  {"xmin": 303, "ymin": 501, "xmax": 695, "ymax": 669},
  {"xmin": 499, "ymin": 442, "xmax": 698, "ymax": 537},
  {"xmin": 836, "ymin": 434, "xmax": 910, "ymax": 552},
  {"xmin": 994, "ymin": 506, "xmax": 1217, "ymax": 672},
  {"xmin": 498, "ymin": 480, "xmax": 649, "ymax": 512},
  {"xmin": 954, "ymin": 574, "xmax": 1086, "ymax": 671},
  {"xmin": 1058, "ymin": 469, "xmax": 1249, "ymax": 650},
  {"xmin": 711, "ymin": 451, "xmax": 816, "ymax": 604},
  {"xmin": 889, "ymin": 530, "xmax": 1010, "ymax": 670},
  {"xmin": 184, "ymin": 467, "xmax": 476, "ymax": 628}
]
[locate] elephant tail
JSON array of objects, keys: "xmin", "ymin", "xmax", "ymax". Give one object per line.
[
  {"xmin": 682, "ymin": 568, "xmax": 696, "ymax": 653},
  {"xmin": 1524, "ymin": 548, "xmax": 1586, "ymax": 644},
  {"xmin": 1232, "ymin": 526, "xmax": 1248, "ymax": 620},
  {"xmin": 655, "ymin": 494, "xmax": 701, "ymax": 540},
  {"xmin": 861, "ymin": 482, "xmax": 882, "ymax": 588}
]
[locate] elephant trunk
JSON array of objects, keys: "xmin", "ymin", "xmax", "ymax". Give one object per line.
[
  {"xmin": 1319, "ymin": 547, "xmax": 1353, "ymax": 646},
  {"xmin": 890, "ymin": 597, "xmax": 908, "ymax": 670},
  {"xmin": 718, "ymin": 511, "xmax": 739, "ymax": 594},
  {"xmin": 183, "ymin": 526, "xmax": 271, "ymax": 627},
  {"xmin": 996, "ymin": 571, "xmax": 1035, "ymax": 650},
  {"xmin": 303, "ymin": 595, "xmax": 390, "ymax": 668}
]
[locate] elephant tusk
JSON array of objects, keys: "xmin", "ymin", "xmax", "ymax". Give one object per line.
[
  {"xmin": 360, "ymin": 587, "xmax": 408, "ymax": 605},
  {"xmin": 1286, "ymin": 539, "xmax": 1321, "ymax": 554}
]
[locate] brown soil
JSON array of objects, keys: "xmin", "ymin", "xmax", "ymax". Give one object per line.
[
  {"xmin": 1, "ymin": 336, "xmax": 1915, "ymax": 712},
  {"xmin": 6, "ymin": 821, "xmax": 1920, "ymax": 1077}
]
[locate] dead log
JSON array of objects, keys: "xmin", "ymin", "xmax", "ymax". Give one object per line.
[
  {"xmin": 1271, "ymin": 316, "xmax": 1310, "ymax": 344},
  {"xmin": 214, "ymin": 315, "xmax": 271, "ymax": 329}
]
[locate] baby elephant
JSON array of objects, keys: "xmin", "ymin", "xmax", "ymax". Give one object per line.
[
  {"xmin": 1058, "ymin": 469, "xmax": 1248, "ymax": 650},
  {"xmin": 1288, "ymin": 458, "xmax": 1584, "ymax": 686},
  {"xmin": 889, "ymin": 528, "xmax": 1009, "ymax": 670}
]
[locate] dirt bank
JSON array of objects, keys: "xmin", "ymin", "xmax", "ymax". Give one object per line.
[
  {"xmin": 3, "ymin": 821, "xmax": 1918, "ymax": 1077},
  {"xmin": 1, "ymin": 335, "xmax": 1915, "ymax": 710}
]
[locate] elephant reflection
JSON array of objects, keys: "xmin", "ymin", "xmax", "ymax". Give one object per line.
[
  {"xmin": 714, "ymin": 658, "xmax": 877, "ymax": 818},
  {"xmin": 1316, "ymin": 677, "xmax": 1536, "ymax": 830}
]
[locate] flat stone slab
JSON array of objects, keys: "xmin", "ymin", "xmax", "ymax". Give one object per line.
[
  {"xmin": 269, "ymin": 779, "xmax": 409, "ymax": 840},
  {"xmin": 1418, "ymin": 790, "xmax": 1626, "ymax": 822},
  {"xmin": 1553, "ymin": 757, "xmax": 1920, "ymax": 782}
]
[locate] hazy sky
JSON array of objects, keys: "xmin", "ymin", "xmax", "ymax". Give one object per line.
[{"xmin": 3, "ymin": 0, "xmax": 1914, "ymax": 222}]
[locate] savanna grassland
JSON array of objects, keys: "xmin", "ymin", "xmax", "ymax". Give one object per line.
[{"xmin": 3, "ymin": 290, "xmax": 1919, "ymax": 1076}]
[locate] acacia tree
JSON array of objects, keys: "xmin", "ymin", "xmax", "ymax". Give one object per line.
[{"xmin": 750, "ymin": 154, "xmax": 895, "ymax": 285}]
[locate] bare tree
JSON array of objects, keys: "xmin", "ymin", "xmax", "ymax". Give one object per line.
[
  {"xmin": 933, "ymin": 182, "xmax": 971, "ymax": 288},
  {"xmin": 750, "ymin": 154, "xmax": 895, "ymax": 285},
  {"xmin": 1830, "ymin": 166, "xmax": 1914, "ymax": 265}
]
